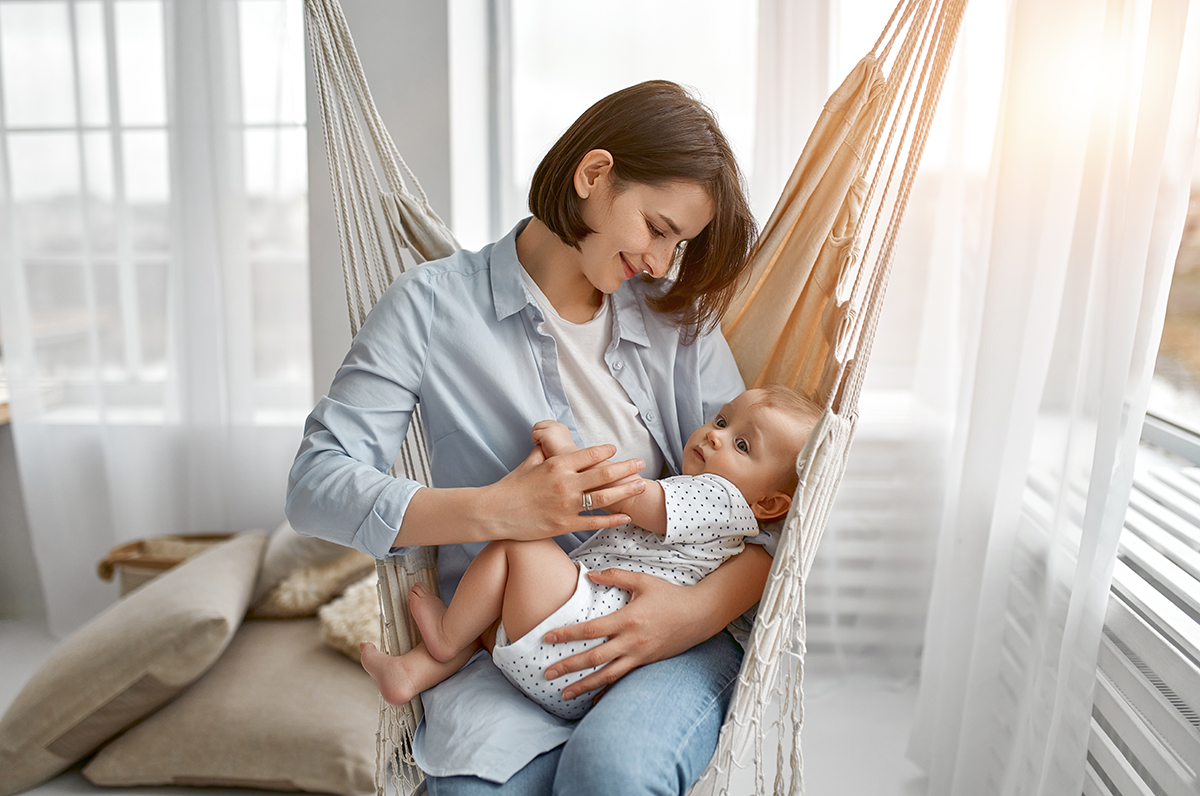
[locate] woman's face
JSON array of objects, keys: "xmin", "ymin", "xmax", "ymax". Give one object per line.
[{"xmin": 575, "ymin": 173, "xmax": 714, "ymax": 296}]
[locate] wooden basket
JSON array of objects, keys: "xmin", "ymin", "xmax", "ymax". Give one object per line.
[{"xmin": 98, "ymin": 533, "xmax": 235, "ymax": 596}]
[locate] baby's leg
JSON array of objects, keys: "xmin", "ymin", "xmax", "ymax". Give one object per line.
[
  {"xmin": 359, "ymin": 639, "xmax": 477, "ymax": 707},
  {"xmin": 496, "ymin": 539, "xmax": 580, "ymax": 641},
  {"xmin": 414, "ymin": 538, "xmax": 579, "ymax": 662}
]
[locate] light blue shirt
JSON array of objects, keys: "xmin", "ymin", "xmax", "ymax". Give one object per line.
[{"xmin": 286, "ymin": 219, "xmax": 768, "ymax": 782}]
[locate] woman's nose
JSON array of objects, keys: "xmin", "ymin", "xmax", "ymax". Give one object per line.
[{"xmin": 642, "ymin": 242, "xmax": 673, "ymax": 278}]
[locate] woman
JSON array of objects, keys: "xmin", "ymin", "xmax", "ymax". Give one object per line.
[{"xmin": 286, "ymin": 80, "xmax": 769, "ymax": 795}]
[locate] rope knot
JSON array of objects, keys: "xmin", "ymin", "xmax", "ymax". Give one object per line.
[
  {"xmin": 835, "ymin": 308, "xmax": 858, "ymax": 363},
  {"xmin": 834, "ymin": 244, "xmax": 862, "ymax": 304}
]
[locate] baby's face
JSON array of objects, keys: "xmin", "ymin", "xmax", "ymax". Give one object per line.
[{"xmin": 682, "ymin": 389, "xmax": 804, "ymax": 506}]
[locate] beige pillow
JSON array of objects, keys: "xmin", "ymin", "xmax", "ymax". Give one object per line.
[
  {"xmin": 318, "ymin": 571, "xmax": 383, "ymax": 661},
  {"xmin": 83, "ymin": 619, "xmax": 379, "ymax": 796},
  {"xmin": 252, "ymin": 520, "xmax": 375, "ymax": 617},
  {"xmin": 0, "ymin": 532, "xmax": 266, "ymax": 796}
]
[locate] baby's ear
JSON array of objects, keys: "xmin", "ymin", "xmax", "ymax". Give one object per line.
[{"xmin": 752, "ymin": 491, "xmax": 792, "ymax": 521}]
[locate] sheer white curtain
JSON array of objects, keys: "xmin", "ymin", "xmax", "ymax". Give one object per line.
[
  {"xmin": 909, "ymin": 0, "xmax": 1200, "ymax": 792},
  {"xmin": 0, "ymin": 0, "xmax": 311, "ymax": 637}
]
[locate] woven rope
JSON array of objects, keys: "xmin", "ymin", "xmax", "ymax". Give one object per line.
[{"xmin": 305, "ymin": 1, "xmax": 460, "ymax": 794}]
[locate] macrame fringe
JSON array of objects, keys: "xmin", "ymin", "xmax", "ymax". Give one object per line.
[
  {"xmin": 373, "ymin": 553, "xmax": 441, "ymax": 796},
  {"xmin": 689, "ymin": 413, "xmax": 854, "ymax": 795}
]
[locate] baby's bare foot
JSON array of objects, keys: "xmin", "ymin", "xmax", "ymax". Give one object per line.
[
  {"xmin": 360, "ymin": 642, "xmax": 418, "ymax": 706},
  {"xmin": 409, "ymin": 582, "xmax": 456, "ymax": 662}
]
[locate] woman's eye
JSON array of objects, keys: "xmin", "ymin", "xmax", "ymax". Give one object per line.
[
  {"xmin": 736, "ymin": 439, "xmax": 750, "ymax": 453},
  {"xmin": 647, "ymin": 221, "xmax": 665, "ymax": 238},
  {"xmin": 714, "ymin": 416, "xmax": 727, "ymax": 428}
]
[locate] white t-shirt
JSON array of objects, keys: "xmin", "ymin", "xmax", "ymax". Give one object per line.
[{"xmin": 520, "ymin": 268, "xmax": 664, "ymax": 479}]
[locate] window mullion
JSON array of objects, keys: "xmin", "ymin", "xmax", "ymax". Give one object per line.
[
  {"xmin": 67, "ymin": 0, "xmax": 106, "ymax": 413},
  {"xmin": 486, "ymin": 0, "xmax": 513, "ymax": 242},
  {"xmin": 102, "ymin": 0, "xmax": 142, "ymax": 381},
  {"xmin": 214, "ymin": 0, "xmax": 255, "ymax": 425}
]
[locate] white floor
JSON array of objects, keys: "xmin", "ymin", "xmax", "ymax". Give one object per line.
[{"xmin": 2, "ymin": 620, "xmax": 927, "ymax": 796}]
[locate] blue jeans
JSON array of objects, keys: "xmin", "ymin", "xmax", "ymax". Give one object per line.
[{"xmin": 424, "ymin": 631, "xmax": 742, "ymax": 796}]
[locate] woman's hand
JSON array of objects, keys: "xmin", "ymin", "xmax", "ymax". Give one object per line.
[
  {"xmin": 541, "ymin": 569, "xmax": 703, "ymax": 700},
  {"xmin": 541, "ymin": 546, "xmax": 773, "ymax": 700},
  {"xmin": 479, "ymin": 442, "xmax": 647, "ymax": 542}
]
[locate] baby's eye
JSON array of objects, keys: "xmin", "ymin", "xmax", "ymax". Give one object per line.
[
  {"xmin": 736, "ymin": 438, "xmax": 750, "ymax": 453},
  {"xmin": 714, "ymin": 416, "xmax": 727, "ymax": 428}
]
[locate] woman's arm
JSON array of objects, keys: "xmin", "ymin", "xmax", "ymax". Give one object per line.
[
  {"xmin": 395, "ymin": 442, "xmax": 647, "ymax": 547},
  {"xmin": 541, "ymin": 544, "xmax": 772, "ymax": 700},
  {"xmin": 291, "ymin": 402, "xmax": 648, "ymax": 553},
  {"xmin": 286, "ymin": 266, "xmax": 650, "ymax": 556}
]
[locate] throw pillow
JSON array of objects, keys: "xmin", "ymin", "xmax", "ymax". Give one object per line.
[
  {"xmin": 0, "ymin": 532, "xmax": 266, "ymax": 796},
  {"xmin": 252, "ymin": 520, "xmax": 375, "ymax": 617},
  {"xmin": 318, "ymin": 571, "xmax": 383, "ymax": 661},
  {"xmin": 83, "ymin": 619, "xmax": 379, "ymax": 796}
]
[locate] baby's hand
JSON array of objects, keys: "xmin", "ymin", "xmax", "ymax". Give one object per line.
[{"xmin": 531, "ymin": 420, "xmax": 576, "ymax": 458}]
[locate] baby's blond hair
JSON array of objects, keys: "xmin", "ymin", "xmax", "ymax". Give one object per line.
[{"xmin": 753, "ymin": 384, "xmax": 822, "ymax": 496}]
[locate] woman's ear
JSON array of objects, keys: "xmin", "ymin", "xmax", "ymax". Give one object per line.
[
  {"xmin": 752, "ymin": 491, "xmax": 792, "ymax": 521},
  {"xmin": 574, "ymin": 149, "xmax": 614, "ymax": 199}
]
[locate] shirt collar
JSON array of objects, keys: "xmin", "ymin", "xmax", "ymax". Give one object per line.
[
  {"xmin": 611, "ymin": 280, "xmax": 651, "ymax": 347},
  {"xmin": 490, "ymin": 218, "xmax": 535, "ymax": 321},
  {"xmin": 491, "ymin": 217, "xmax": 652, "ymax": 347}
]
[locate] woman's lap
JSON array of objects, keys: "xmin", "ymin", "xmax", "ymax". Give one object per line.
[
  {"xmin": 425, "ymin": 748, "xmax": 562, "ymax": 796},
  {"xmin": 425, "ymin": 631, "xmax": 743, "ymax": 796}
]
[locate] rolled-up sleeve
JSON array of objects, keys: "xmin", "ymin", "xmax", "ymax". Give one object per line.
[{"xmin": 285, "ymin": 270, "xmax": 435, "ymax": 558}]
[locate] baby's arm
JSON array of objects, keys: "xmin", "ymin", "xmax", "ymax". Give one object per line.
[
  {"xmin": 609, "ymin": 480, "xmax": 666, "ymax": 534},
  {"xmin": 531, "ymin": 420, "xmax": 580, "ymax": 458},
  {"xmin": 531, "ymin": 420, "xmax": 666, "ymax": 534}
]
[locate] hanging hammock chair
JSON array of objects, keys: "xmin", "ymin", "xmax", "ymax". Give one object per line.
[{"xmin": 303, "ymin": 0, "xmax": 967, "ymax": 792}]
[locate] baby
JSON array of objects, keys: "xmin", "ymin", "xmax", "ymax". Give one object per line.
[{"xmin": 361, "ymin": 384, "xmax": 820, "ymax": 720}]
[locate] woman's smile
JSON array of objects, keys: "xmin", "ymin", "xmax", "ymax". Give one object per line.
[{"xmin": 621, "ymin": 253, "xmax": 639, "ymax": 280}]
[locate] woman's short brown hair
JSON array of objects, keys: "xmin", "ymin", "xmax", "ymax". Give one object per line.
[{"xmin": 528, "ymin": 80, "xmax": 757, "ymax": 339}]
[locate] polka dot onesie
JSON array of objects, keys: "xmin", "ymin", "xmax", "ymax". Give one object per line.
[{"xmin": 490, "ymin": 473, "xmax": 759, "ymax": 720}]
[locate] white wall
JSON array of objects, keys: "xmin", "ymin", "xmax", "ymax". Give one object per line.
[
  {"xmin": 306, "ymin": 0, "xmax": 453, "ymax": 399},
  {"xmin": 0, "ymin": 424, "xmax": 43, "ymax": 621}
]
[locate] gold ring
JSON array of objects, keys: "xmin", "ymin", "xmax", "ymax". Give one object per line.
[{"xmin": 582, "ymin": 493, "xmax": 593, "ymax": 511}]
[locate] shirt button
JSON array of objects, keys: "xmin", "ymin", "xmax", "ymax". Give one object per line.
[
  {"xmin": 612, "ymin": 360, "xmax": 624, "ymax": 370},
  {"xmin": 645, "ymin": 410, "xmax": 656, "ymax": 423}
]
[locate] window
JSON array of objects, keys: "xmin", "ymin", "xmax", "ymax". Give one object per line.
[
  {"xmin": 450, "ymin": 0, "xmax": 758, "ymax": 250},
  {"xmin": 1148, "ymin": 136, "xmax": 1200, "ymax": 435},
  {"xmin": 1086, "ymin": 142, "xmax": 1200, "ymax": 796},
  {"xmin": 0, "ymin": 0, "xmax": 310, "ymax": 425}
]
